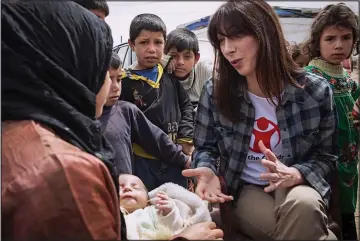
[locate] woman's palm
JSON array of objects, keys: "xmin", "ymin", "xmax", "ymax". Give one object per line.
[{"xmin": 182, "ymin": 167, "xmax": 233, "ymax": 203}]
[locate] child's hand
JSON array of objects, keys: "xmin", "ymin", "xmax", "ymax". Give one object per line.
[
  {"xmin": 167, "ymin": 58, "xmax": 176, "ymax": 74},
  {"xmin": 155, "ymin": 191, "xmax": 173, "ymax": 216},
  {"xmin": 181, "ymin": 143, "xmax": 194, "ymax": 156},
  {"xmin": 185, "ymin": 156, "xmax": 192, "ymax": 169}
]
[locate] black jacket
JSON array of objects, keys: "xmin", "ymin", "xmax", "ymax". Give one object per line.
[
  {"xmin": 99, "ymin": 101, "xmax": 189, "ymax": 174},
  {"xmin": 120, "ymin": 64, "xmax": 194, "ymax": 144}
]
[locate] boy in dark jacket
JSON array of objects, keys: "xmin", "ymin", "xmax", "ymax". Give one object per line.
[
  {"xmin": 99, "ymin": 52, "xmax": 191, "ymax": 177},
  {"xmin": 120, "ymin": 14, "xmax": 194, "ymax": 190}
]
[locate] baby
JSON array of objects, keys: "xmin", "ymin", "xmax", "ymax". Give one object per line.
[{"xmin": 119, "ymin": 174, "xmax": 211, "ymax": 240}]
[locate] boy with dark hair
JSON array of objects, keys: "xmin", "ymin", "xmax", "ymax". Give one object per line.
[
  {"xmin": 72, "ymin": 0, "xmax": 109, "ymax": 20},
  {"xmin": 106, "ymin": 52, "xmax": 123, "ymax": 107},
  {"xmin": 99, "ymin": 52, "xmax": 191, "ymax": 176},
  {"xmin": 120, "ymin": 14, "xmax": 194, "ymax": 190},
  {"xmin": 164, "ymin": 28, "xmax": 212, "ymax": 109}
]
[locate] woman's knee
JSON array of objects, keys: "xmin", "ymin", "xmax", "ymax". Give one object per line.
[{"xmin": 277, "ymin": 185, "xmax": 327, "ymax": 217}]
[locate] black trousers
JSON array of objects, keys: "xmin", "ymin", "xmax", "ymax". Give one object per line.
[{"xmin": 341, "ymin": 213, "xmax": 358, "ymax": 240}]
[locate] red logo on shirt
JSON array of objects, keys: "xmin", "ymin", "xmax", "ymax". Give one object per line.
[{"xmin": 249, "ymin": 117, "xmax": 280, "ymax": 153}]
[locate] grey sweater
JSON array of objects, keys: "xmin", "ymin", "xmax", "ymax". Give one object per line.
[{"xmin": 179, "ymin": 60, "xmax": 213, "ymax": 108}]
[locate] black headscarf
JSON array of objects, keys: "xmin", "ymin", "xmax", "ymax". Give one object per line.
[{"xmin": 2, "ymin": 1, "xmax": 119, "ymax": 192}]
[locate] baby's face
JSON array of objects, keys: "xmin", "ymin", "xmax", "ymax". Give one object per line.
[{"xmin": 119, "ymin": 174, "xmax": 148, "ymax": 213}]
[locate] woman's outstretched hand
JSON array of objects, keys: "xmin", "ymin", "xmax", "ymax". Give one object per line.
[
  {"xmin": 182, "ymin": 167, "xmax": 233, "ymax": 203},
  {"xmin": 259, "ymin": 141, "xmax": 304, "ymax": 192}
]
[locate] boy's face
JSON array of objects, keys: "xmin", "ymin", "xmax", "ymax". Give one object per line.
[
  {"xmin": 129, "ymin": 30, "xmax": 165, "ymax": 69},
  {"xmin": 119, "ymin": 174, "xmax": 148, "ymax": 213},
  {"xmin": 167, "ymin": 47, "xmax": 200, "ymax": 78},
  {"xmin": 105, "ymin": 67, "xmax": 123, "ymax": 107}
]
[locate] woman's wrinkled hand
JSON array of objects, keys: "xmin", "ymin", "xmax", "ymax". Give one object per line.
[
  {"xmin": 182, "ymin": 167, "xmax": 233, "ymax": 203},
  {"xmin": 259, "ymin": 141, "xmax": 304, "ymax": 192}
]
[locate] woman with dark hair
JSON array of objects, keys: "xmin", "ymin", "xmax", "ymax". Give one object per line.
[{"xmin": 183, "ymin": 0, "xmax": 338, "ymax": 240}]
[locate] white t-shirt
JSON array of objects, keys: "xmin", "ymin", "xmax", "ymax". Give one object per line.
[{"xmin": 241, "ymin": 92, "xmax": 283, "ymax": 185}]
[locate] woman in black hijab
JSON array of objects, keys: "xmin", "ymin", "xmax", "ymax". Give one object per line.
[
  {"xmin": 2, "ymin": 1, "xmax": 121, "ymax": 239},
  {"xmin": 2, "ymin": 2, "xmax": 225, "ymax": 240}
]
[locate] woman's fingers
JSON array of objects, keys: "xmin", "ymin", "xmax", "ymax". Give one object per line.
[
  {"xmin": 264, "ymin": 181, "xmax": 281, "ymax": 193},
  {"xmin": 261, "ymin": 159, "xmax": 277, "ymax": 171},
  {"xmin": 259, "ymin": 141, "xmax": 278, "ymax": 163},
  {"xmin": 264, "ymin": 185, "xmax": 276, "ymax": 193},
  {"xmin": 214, "ymin": 193, "xmax": 226, "ymax": 203},
  {"xmin": 207, "ymin": 222, "xmax": 217, "ymax": 229},
  {"xmin": 204, "ymin": 192, "xmax": 219, "ymax": 203},
  {"xmin": 194, "ymin": 186, "xmax": 206, "ymax": 199},
  {"xmin": 260, "ymin": 172, "xmax": 280, "ymax": 181},
  {"xmin": 203, "ymin": 191, "xmax": 233, "ymax": 203},
  {"xmin": 210, "ymin": 229, "xmax": 224, "ymax": 239},
  {"xmin": 182, "ymin": 169, "xmax": 200, "ymax": 178},
  {"xmin": 216, "ymin": 192, "xmax": 234, "ymax": 201}
]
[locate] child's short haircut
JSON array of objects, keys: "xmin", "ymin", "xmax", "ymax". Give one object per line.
[
  {"xmin": 165, "ymin": 28, "xmax": 199, "ymax": 54},
  {"xmin": 110, "ymin": 52, "xmax": 122, "ymax": 69},
  {"xmin": 303, "ymin": 3, "xmax": 359, "ymax": 59},
  {"xmin": 129, "ymin": 13, "xmax": 166, "ymax": 42},
  {"xmin": 73, "ymin": 0, "xmax": 109, "ymax": 17}
]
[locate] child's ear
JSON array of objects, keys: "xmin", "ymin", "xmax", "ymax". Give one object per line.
[
  {"xmin": 128, "ymin": 39, "xmax": 135, "ymax": 51},
  {"xmin": 194, "ymin": 53, "xmax": 200, "ymax": 65}
]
